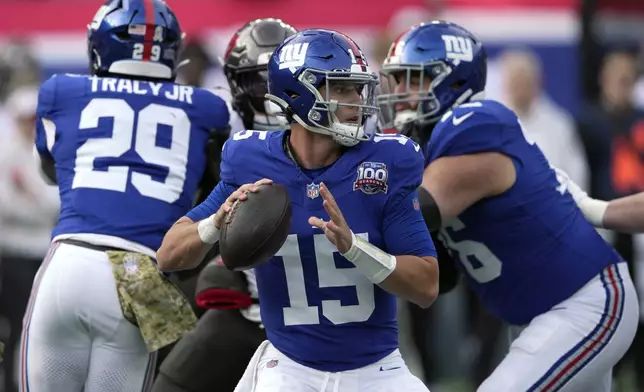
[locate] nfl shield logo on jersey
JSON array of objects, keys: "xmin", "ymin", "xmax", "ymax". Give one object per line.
[
  {"xmin": 353, "ymin": 162, "xmax": 389, "ymax": 195},
  {"xmin": 307, "ymin": 183, "xmax": 321, "ymax": 199}
]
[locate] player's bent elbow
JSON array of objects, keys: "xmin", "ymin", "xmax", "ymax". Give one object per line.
[
  {"xmin": 156, "ymin": 244, "xmax": 179, "ymax": 271},
  {"xmin": 412, "ymin": 288, "xmax": 438, "ymax": 309},
  {"xmin": 156, "ymin": 240, "xmax": 184, "ymax": 271},
  {"xmin": 410, "ymin": 256, "xmax": 439, "ymax": 309},
  {"xmin": 417, "ymin": 285, "xmax": 439, "ymax": 309},
  {"xmin": 157, "ymin": 239, "xmax": 202, "ymax": 272}
]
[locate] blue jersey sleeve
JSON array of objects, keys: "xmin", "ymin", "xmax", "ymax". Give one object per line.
[
  {"xmin": 201, "ymin": 89, "xmax": 231, "ymax": 133},
  {"xmin": 35, "ymin": 75, "xmax": 59, "ymax": 159},
  {"xmin": 383, "ymin": 190, "xmax": 436, "ymax": 257},
  {"xmin": 381, "ymin": 135, "xmax": 436, "ymax": 257},
  {"xmin": 425, "ymin": 102, "xmax": 508, "ymax": 165},
  {"xmin": 219, "ymin": 134, "xmax": 239, "ymax": 185},
  {"xmin": 186, "ymin": 181, "xmax": 237, "ymax": 221}
]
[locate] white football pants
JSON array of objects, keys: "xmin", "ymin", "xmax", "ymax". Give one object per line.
[
  {"xmin": 479, "ymin": 262, "xmax": 638, "ymax": 392},
  {"xmin": 19, "ymin": 242, "xmax": 157, "ymax": 392},
  {"xmin": 234, "ymin": 341, "xmax": 430, "ymax": 392}
]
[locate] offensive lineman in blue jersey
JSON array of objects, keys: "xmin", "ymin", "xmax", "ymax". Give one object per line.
[
  {"xmin": 157, "ymin": 29, "xmax": 438, "ymax": 392},
  {"xmin": 22, "ymin": 1, "xmax": 230, "ymax": 391},
  {"xmin": 379, "ymin": 21, "xmax": 638, "ymax": 392}
]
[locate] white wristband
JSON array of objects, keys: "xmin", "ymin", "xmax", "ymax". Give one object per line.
[
  {"xmin": 579, "ymin": 198, "xmax": 608, "ymax": 228},
  {"xmin": 197, "ymin": 216, "xmax": 220, "ymax": 244},
  {"xmin": 342, "ymin": 232, "xmax": 397, "ymax": 284}
]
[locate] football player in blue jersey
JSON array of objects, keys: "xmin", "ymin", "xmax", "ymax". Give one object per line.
[
  {"xmin": 379, "ymin": 21, "xmax": 639, "ymax": 392},
  {"xmin": 151, "ymin": 18, "xmax": 297, "ymax": 392},
  {"xmin": 22, "ymin": 1, "xmax": 231, "ymax": 391},
  {"xmin": 157, "ymin": 29, "xmax": 438, "ymax": 392}
]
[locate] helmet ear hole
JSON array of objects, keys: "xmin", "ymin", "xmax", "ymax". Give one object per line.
[
  {"xmin": 113, "ymin": 30, "xmax": 131, "ymax": 41},
  {"xmin": 450, "ymin": 80, "xmax": 466, "ymax": 90},
  {"xmin": 284, "ymin": 90, "xmax": 299, "ymax": 100}
]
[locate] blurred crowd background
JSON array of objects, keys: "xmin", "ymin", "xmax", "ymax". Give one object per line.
[{"xmin": 0, "ymin": 0, "xmax": 644, "ymax": 391}]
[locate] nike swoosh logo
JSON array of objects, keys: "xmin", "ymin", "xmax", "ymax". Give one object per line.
[
  {"xmin": 379, "ymin": 366, "xmax": 401, "ymax": 371},
  {"xmin": 452, "ymin": 112, "xmax": 474, "ymax": 126}
]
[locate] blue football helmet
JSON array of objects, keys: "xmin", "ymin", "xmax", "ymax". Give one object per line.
[
  {"xmin": 265, "ymin": 29, "xmax": 379, "ymax": 146},
  {"xmin": 87, "ymin": 0, "xmax": 184, "ymax": 80},
  {"xmin": 378, "ymin": 21, "xmax": 487, "ymax": 141}
]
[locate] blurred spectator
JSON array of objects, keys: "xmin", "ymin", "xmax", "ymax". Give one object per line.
[
  {"xmin": 579, "ymin": 49, "xmax": 643, "ymax": 204},
  {"xmin": 499, "ymin": 48, "xmax": 589, "ymax": 187},
  {"xmin": 0, "ymin": 40, "xmax": 41, "ymax": 136},
  {"xmin": 632, "ymin": 41, "xmax": 644, "ymax": 110},
  {"xmin": 0, "ymin": 85, "xmax": 59, "ymax": 392},
  {"xmin": 578, "ymin": 48, "xmax": 644, "ymax": 392},
  {"xmin": 0, "ymin": 41, "xmax": 40, "ymax": 102}
]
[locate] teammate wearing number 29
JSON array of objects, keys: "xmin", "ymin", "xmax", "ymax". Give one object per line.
[
  {"xmin": 24, "ymin": 1, "xmax": 230, "ymax": 391},
  {"xmin": 379, "ymin": 21, "xmax": 638, "ymax": 392},
  {"xmin": 157, "ymin": 29, "xmax": 438, "ymax": 392}
]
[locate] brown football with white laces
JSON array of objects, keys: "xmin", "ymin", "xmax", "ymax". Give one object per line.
[{"xmin": 219, "ymin": 183, "xmax": 292, "ymax": 270}]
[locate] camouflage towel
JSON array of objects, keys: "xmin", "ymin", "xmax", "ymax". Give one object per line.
[{"xmin": 108, "ymin": 251, "xmax": 197, "ymax": 352}]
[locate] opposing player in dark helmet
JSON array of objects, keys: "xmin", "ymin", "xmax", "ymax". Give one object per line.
[
  {"xmin": 150, "ymin": 18, "xmax": 297, "ymax": 392},
  {"xmin": 223, "ymin": 18, "xmax": 297, "ymax": 131}
]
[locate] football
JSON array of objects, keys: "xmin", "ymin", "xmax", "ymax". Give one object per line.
[{"xmin": 219, "ymin": 183, "xmax": 292, "ymax": 271}]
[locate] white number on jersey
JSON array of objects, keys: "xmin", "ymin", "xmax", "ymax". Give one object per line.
[
  {"xmin": 232, "ymin": 130, "xmax": 269, "ymax": 141},
  {"xmin": 439, "ymin": 218, "xmax": 502, "ymax": 283},
  {"xmin": 374, "ymin": 133, "xmax": 421, "ymax": 152},
  {"xmin": 73, "ymin": 98, "xmax": 191, "ymax": 203},
  {"xmin": 276, "ymin": 233, "xmax": 375, "ymax": 326},
  {"xmin": 552, "ymin": 166, "xmax": 568, "ymax": 195}
]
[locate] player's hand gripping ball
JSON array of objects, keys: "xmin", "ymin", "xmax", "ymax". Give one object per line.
[{"xmin": 219, "ymin": 180, "xmax": 292, "ymax": 271}]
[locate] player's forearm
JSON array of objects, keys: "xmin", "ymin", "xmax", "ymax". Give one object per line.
[
  {"xmin": 342, "ymin": 232, "xmax": 438, "ymax": 308},
  {"xmin": 603, "ymin": 193, "xmax": 644, "ymax": 232},
  {"xmin": 157, "ymin": 217, "xmax": 214, "ymax": 271},
  {"xmin": 379, "ymin": 255, "xmax": 439, "ymax": 308}
]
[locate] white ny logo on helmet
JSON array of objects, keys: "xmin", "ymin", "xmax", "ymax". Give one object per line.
[
  {"xmin": 278, "ymin": 43, "xmax": 309, "ymax": 73},
  {"xmin": 441, "ymin": 35, "xmax": 473, "ymax": 65}
]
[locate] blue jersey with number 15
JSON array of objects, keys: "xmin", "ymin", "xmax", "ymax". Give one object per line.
[
  {"xmin": 425, "ymin": 100, "xmax": 622, "ymax": 325},
  {"xmin": 187, "ymin": 130, "xmax": 436, "ymax": 372},
  {"xmin": 35, "ymin": 74, "xmax": 229, "ymax": 252}
]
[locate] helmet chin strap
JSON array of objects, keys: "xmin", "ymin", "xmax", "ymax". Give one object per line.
[
  {"xmin": 252, "ymin": 113, "xmax": 289, "ymax": 131},
  {"xmin": 251, "ymin": 100, "xmax": 289, "ymax": 131}
]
